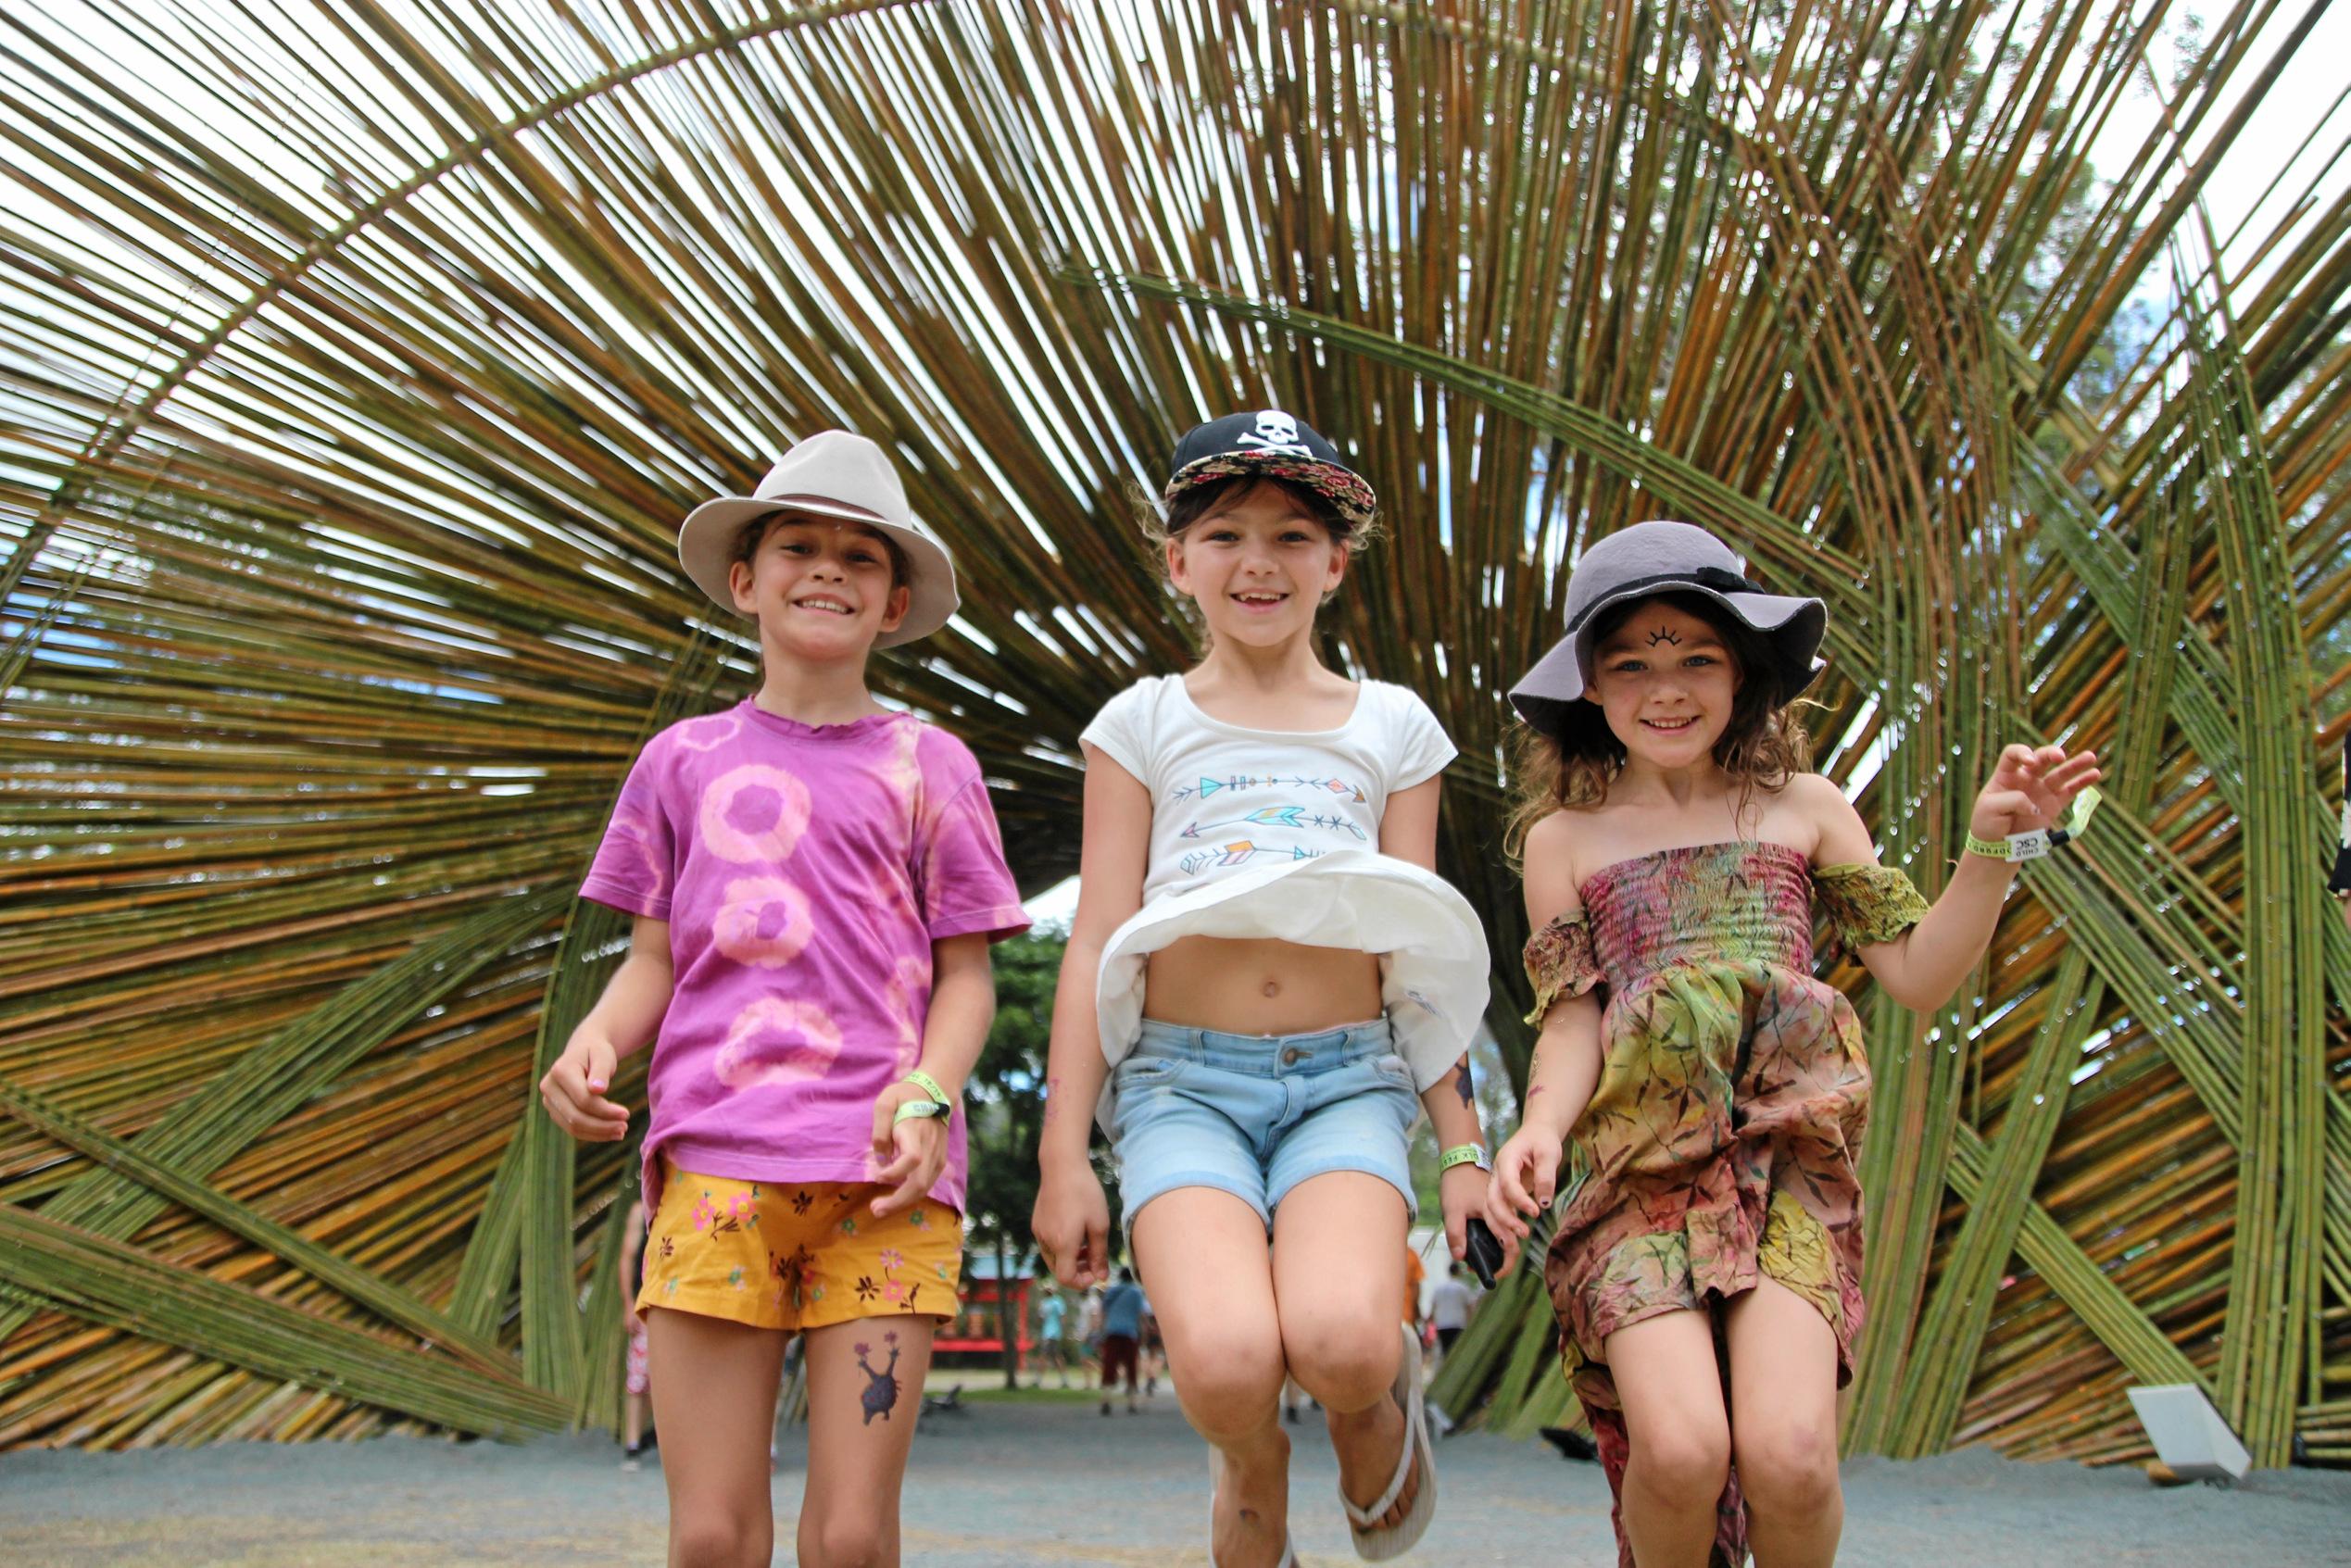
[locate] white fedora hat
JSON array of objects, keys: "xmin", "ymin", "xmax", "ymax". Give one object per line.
[{"xmin": 676, "ymin": 432, "xmax": 959, "ymax": 648}]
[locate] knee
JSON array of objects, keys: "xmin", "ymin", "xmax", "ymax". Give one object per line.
[
  {"xmin": 1167, "ymin": 1325, "xmax": 1285, "ymax": 1440},
  {"xmin": 800, "ymin": 1513, "xmax": 888, "ymax": 1568},
  {"xmin": 1281, "ymin": 1304, "xmax": 1400, "ymax": 1412},
  {"xmin": 1627, "ymin": 1420, "xmax": 1731, "ymax": 1506},
  {"xmin": 1736, "ymin": 1417, "xmax": 1840, "ymax": 1513},
  {"xmin": 671, "ymin": 1510, "xmax": 771, "ymax": 1568}
]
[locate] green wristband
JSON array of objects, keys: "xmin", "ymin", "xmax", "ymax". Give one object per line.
[
  {"xmin": 1965, "ymin": 786, "xmax": 2103, "ymax": 863},
  {"xmin": 1438, "ymin": 1144, "xmax": 1490, "ymax": 1173},
  {"xmin": 902, "ymin": 1069, "xmax": 950, "ymax": 1107},
  {"xmin": 893, "ymin": 1098, "xmax": 949, "ymax": 1126}
]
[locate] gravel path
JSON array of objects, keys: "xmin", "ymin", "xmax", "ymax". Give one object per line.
[{"xmin": 4, "ymin": 1392, "xmax": 2345, "ymax": 1565}]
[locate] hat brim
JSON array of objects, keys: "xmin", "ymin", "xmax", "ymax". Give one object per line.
[
  {"xmin": 1163, "ymin": 453, "xmax": 1377, "ymax": 533},
  {"xmin": 677, "ymin": 496, "xmax": 959, "ymax": 647},
  {"xmin": 1508, "ymin": 583, "xmax": 1826, "ymax": 734}
]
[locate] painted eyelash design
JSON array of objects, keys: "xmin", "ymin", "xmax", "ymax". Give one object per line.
[{"xmin": 1644, "ymin": 628, "xmax": 1684, "ymax": 646}]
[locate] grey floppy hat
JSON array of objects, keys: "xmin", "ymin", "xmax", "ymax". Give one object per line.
[
  {"xmin": 676, "ymin": 431, "xmax": 959, "ymax": 648},
  {"xmin": 1509, "ymin": 521, "xmax": 1826, "ymax": 737}
]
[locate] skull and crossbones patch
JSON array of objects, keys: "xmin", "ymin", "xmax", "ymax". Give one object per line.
[{"xmin": 1233, "ymin": 410, "xmax": 1311, "ymax": 457}]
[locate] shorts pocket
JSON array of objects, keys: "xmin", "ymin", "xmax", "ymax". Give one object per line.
[
  {"xmin": 1114, "ymin": 1054, "xmax": 1183, "ymax": 1087},
  {"xmin": 1368, "ymin": 1052, "xmax": 1417, "ymax": 1089},
  {"xmin": 1110, "ymin": 1054, "xmax": 1185, "ymax": 1143}
]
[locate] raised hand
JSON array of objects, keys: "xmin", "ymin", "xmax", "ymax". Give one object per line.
[{"xmin": 1970, "ymin": 744, "xmax": 2102, "ymax": 844}]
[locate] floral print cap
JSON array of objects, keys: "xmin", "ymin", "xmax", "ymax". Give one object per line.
[{"xmin": 1163, "ymin": 410, "xmax": 1377, "ymax": 532}]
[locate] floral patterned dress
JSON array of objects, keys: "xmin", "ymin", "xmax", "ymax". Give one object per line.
[{"xmin": 1523, "ymin": 841, "xmax": 1926, "ymax": 1568}]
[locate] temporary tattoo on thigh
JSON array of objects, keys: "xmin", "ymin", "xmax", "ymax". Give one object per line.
[
  {"xmin": 855, "ymin": 1332, "xmax": 902, "ymax": 1424},
  {"xmin": 1452, "ymin": 1055, "xmax": 1474, "ymax": 1110}
]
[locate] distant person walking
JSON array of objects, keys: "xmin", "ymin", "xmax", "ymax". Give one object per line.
[
  {"xmin": 1427, "ymin": 1262, "xmax": 1479, "ymax": 1361},
  {"xmin": 1033, "ymin": 1287, "xmax": 1074, "ymax": 1389},
  {"xmin": 616, "ymin": 1196, "xmax": 652, "ymax": 1470},
  {"xmin": 1077, "ymin": 1284, "xmax": 1105, "ymax": 1388},
  {"xmin": 2332, "ymin": 729, "xmax": 2350, "ymax": 931},
  {"xmin": 1099, "ymin": 1267, "xmax": 1147, "ymax": 1415}
]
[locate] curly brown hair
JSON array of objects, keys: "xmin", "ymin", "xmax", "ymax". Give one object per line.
[{"xmin": 1506, "ymin": 590, "xmax": 1813, "ymax": 859}]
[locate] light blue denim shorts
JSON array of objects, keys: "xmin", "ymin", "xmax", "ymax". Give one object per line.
[{"xmin": 1112, "ymin": 1016, "xmax": 1421, "ymax": 1230}]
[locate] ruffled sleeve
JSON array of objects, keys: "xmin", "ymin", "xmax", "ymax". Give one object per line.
[
  {"xmin": 1813, "ymin": 863, "xmax": 1930, "ymax": 950},
  {"xmin": 1523, "ymin": 911, "xmax": 1603, "ymax": 1023}
]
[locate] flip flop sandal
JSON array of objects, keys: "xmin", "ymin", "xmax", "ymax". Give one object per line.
[
  {"xmin": 1341, "ymin": 1322, "xmax": 1438, "ymax": 1561},
  {"xmin": 1210, "ymin": 1444, "xmax": 1298, "ymax": 1568}
]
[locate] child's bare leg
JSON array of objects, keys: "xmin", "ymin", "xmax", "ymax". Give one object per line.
[
  {"xmin": 646, "ymin": 1308, "xmax": 787, "ymax": 1568},
  {"xmin": 624, "ymin": 1387, "xmax": 648, "ymax": 1449},
  {"xmin": 1268, "ymin": 1172, "xmax": 1415, "ymax": 1530},
  {"xmin": 1603, "ymin": 1309, "xmax": 1730, "ymax": 1568},
  {"xmin": 1725, "ymin": 1277, "xmax": 1842, "ymax": 1567},
  {"xmin": 797, "ymin": 1316, "xmax": 935, "ymax": 1568},
  {"xmin": 1133, "ymin": 1188, "xmax": 1289, "ymax": 1568}
]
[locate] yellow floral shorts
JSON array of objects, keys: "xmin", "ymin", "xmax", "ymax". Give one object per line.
[{"xmin": 635, "ymin": 1160, "xmax": 962, "ymax": 1333}]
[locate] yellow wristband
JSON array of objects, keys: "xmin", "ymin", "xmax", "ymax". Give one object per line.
[
  {"xmin": 902, "ymin": 1069, "xmax": 950, "ymax": 1107},
  {"xmin": 1438, "ymin": 1144, "xmax": 1490, "ymax": 1173},
  {"xmin": 893, "ymin": 1098, "xmax": 949, "ymax": 1126}
]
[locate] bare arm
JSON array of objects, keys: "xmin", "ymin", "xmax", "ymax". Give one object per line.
[
  {"xmin": 539, "ymin": 914, "xmax": 673, "ymax": 1142},
  {"xmin": 869, "ymin": 932, "xmax": 997, "ymax": 1217},
  {"xmin": 581, "ymin": 916, "xmax": 674, "ymax": 1060},
  {"xmin": 1378, "ymin": 774, "xmax": 1442, "ymax": 871},
  {"xmin": 1811, "ymin": 746, "xmax": 2100, "ymax": 1013},
  {"xmin": 1380, "ymin": 772, "xmax": 1491, "ymax": 1256},
  {"xmin": 1033, "ymin": 743, "xmax": 1150, "ymax": 1286},
  {"xmin": 1482, "ymin": 812, "xmax": 1604, "ymax": 1268}
]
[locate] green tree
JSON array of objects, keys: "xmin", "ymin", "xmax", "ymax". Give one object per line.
[{"xmin": 962, "ymin": 930, "xmax": 1065, "ymax": 1390}]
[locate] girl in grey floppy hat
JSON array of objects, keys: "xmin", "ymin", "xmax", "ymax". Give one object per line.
[{"xmin": 1479, "ymin": 519, "xmax": 2100, "ymax": 1568}]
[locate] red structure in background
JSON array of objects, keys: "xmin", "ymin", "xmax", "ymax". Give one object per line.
[{"xmin": 933, "ymin": 1256, "xmax": 1032, "ymax": 1371}]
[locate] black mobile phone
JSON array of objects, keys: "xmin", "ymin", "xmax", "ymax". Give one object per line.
[{"xmin": 1463, "ymin": 1216, "xmax": 1505, "ymax": 1290}]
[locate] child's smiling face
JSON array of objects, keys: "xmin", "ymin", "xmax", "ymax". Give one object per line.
[
  {"xmin": 1585, "ymin": 598, "xmax": 1743, "ymax": 769},
  {"xmin": 1165, "ymin": 479, "xmax": 1347, "ymax": 647},
  {"xmin": 728, "ymin": 515, "xmax": 910, "ymax": 660}
]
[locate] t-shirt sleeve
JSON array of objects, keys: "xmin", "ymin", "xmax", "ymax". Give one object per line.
[
  {"xmin": 1387, "ymin": 686, "xmax": 1456, "ymax": 792},
  {"xmin": 580, "ymin": 738, "xmax": 678, "ymax": 920},
  {"xmin": 914, "ymin": 744, "xmax": 1032, "ymax": 943},
  {"xmin": 1077, "ymin": 682, "xmax": 1152, "ymax": 784}
]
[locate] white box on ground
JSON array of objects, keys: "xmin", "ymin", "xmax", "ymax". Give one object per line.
[{"xmin": 2125, "ymin": 1385, "xmax": 2252, "ymax": 1481}]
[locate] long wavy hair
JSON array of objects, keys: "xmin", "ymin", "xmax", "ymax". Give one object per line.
[{"xmin": 1506, "ymin": 590, "xmax": 1814, "ymax": 859}]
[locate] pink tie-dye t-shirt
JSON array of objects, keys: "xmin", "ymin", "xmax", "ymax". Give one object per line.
[{"xmin": 580, "ymin": 700, "xmax": 1029, "ymax": 1213}]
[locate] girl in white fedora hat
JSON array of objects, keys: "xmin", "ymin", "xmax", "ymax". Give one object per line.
[
  {"xmin": 542, "ymin": 431, "xmax": 1030, "ymax": 1568},
  {"xmin": 1483, "ymin": 520, "xmax": 2099, "ymax": 1568}
]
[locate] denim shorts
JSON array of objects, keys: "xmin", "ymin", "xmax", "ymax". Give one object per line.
[{"xmin": 1112, "ymin": 1016, "xmax": 1422, "ymax": 1230}]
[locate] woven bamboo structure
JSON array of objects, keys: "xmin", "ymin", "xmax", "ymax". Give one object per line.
[{"xmin": 1, "ymin": 0, "xmax": 2345, "ymax": 1465}]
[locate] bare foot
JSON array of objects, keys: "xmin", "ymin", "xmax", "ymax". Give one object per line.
[
  {"xmin": 1327, "ymin": 1392, "xmax": 1418, "ymax": 1530},
  {"xmin": 1211, "ymin": 1424, "xmax": 1292, "ymax": 1568}
]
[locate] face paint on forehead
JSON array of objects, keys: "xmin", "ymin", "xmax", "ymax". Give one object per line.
[{"xmin": 1643, "ymin": 626, "xmax": 1684, "ymax": 647}]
